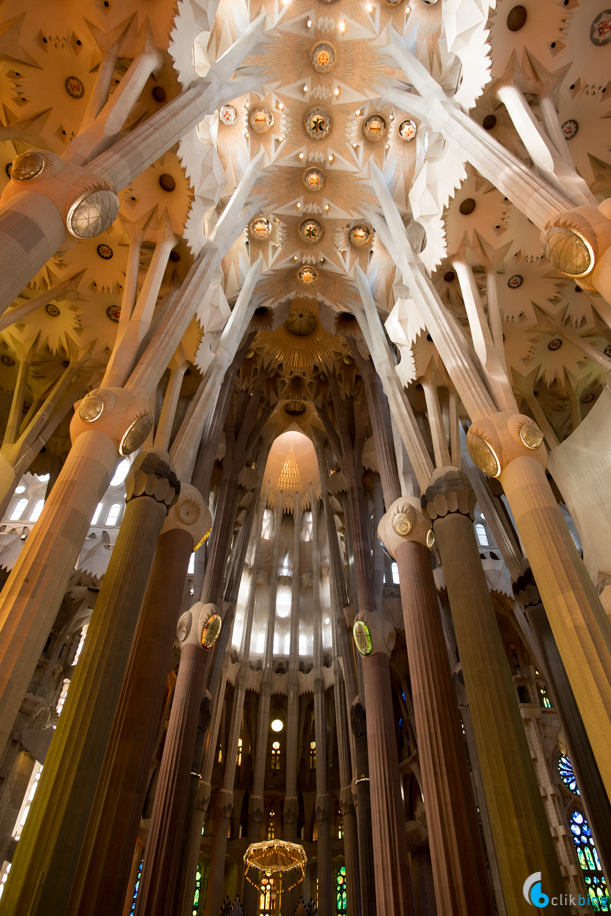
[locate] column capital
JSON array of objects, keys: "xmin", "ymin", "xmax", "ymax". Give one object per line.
[
  {"xmin": 422, "ymin": 466, "xmax": 477, "ymax": 521},
  {"xmin": 315, "ymin": 793, "xmax": 332, "ymax": 822},
  {"xmin": 354, "ymin": 609, "xmax": 396, "ymax": 658},
  {"xmin": 70, "ymin": 387, "xmax": 153, "ymax": 455},
  {"xmin": 466, "ymin": 410, "xmax": 547, "ymax": 480},
  {"xmin": 125, "ymin": 449, "xmax": 180, "ymax": 508},
  {"xmin": 217, "ymin": 789, "xmax": 234, "ymax": 818},
  {"xmin": 378, "ymin": 496, "xmax": 433, "ymax": 557},
  {"xmin": 249, "ymin": 793, "xmax": 265, "ymax": 822},
  {"xmin": 284, "ymin": 796, "xmax": 299, "ymax": 824},
  {"xmin": 339, "ymin": 786, "xmax": 354, "ymax": 815},
  {"xmin": 160, "ymin": 481, "xmax": 211, "ymax": 547}
]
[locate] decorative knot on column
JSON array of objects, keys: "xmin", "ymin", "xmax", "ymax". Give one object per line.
[
  {"xmin": 161, "ymin": 482, "xmax": 212, "ymax": 547},
  {"xmin": 284, "ymin": 796, "xmax": 299, "ymax": 824},
  {"xmin": 125, "ymin": 449, "xmax": 180, "ymax": 508},
  {"xmin": 466, "ymin": 411, "xmax": 546, "ymax": 479},
  {"xmin": 353, "ymin": 609, "xmax": 395, "ymax": 657},
  {"xmin": 198, "ymin": 781, "xmax": 212, "ymax": 811},
  {"xmin": 71, "ymin": 387, "xmax": 153, "ymax": 454},
  {"xmin": 422, "ymin": 466, "xmax": 477, "ymax": 521},
  {"xmin": 513, "ymin": 567, "xmax": 541, "ymax": 610},
  {"xmin": 541, "ymin": 204, "xmax": 611, "ymax": 296},
  {"xmin": 350, "ymin": 699, "xmax": 367, "ymax": 737},
  {"xmin": 176, "ymin": 602, "xmax": 222, "ymax": 648},
  {"xmin": 378, "ymin": 496, "xmax": 434, "ymax": 557}
]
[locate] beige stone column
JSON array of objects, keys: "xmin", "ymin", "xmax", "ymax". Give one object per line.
[
  {"xmin": 67, "ymin": 485, "xmax": 210, "ymax": 916},
  {"xmin": 0, "ymin": 450, "xmax": 179, "ymax": 916},
  {"xmin": 466, "ymin": 411, "xmax": 611, "ymax": 799},
  {"xmin": 424, "ymin": 467, "xmax": 569, "ymax": 915},
  {"xmin": 378, "ymin": 497, "xmax": 492, "ymax": 916},
  {"xmin": 0, "ymin": 386, "xmax": 152, "ymax": 758}
]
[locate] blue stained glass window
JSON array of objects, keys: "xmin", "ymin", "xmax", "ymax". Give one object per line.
[
  {"xmin": 129, "ymin": 860, "xmax": 143, "ymax": 915},
  {"xmin": 336, "ymin": 865, "xmax": 347, "ymax": 913},
  {"xmin": 558, "ymin": 754, "xmax": 580, "ymax": 795},
  {"xmin": 569, "ymin": 810, "xmax": 609, "ymax": 911}
]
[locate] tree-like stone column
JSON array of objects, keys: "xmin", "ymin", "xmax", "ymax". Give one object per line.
[
  {"xmin": 0, "ymin": 449, "xmax": 179, "ymax": 916},
  {"xmin": 424, "ymin": 467, "xmax": 570, "ymax": 915},
  {"xmin": 67, "ymin": 484, "xmax": 211, "ymax": 916},
  {"xmin": 134, "ymin": 602, "xmax": 222, "ymax": 916},
  {"xmin": 378, "ymin": 497, "xmax": 493, "ymax": 916},
  {"xmin": 0, "ymin": 386, "xmax": 151, "ymax": 756},
  {"xmin": 311, "ymin": 489, "xmax": 333, "ymax": 916},
  {"xmin": 516, "ymin": 569, "xmax": 611, "ymax": 880},
  {"xmin": 466, "ymin": 411, "xmax": 611, "ymax": 799}
]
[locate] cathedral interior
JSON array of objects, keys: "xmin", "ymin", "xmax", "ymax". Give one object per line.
[{"xmin": 0, "ymin": 0, "xmax": 611, "ymax": 915}]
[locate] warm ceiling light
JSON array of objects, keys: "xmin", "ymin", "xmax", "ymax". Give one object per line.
[
  {"xmin": 278, "ymin": 102, "xmax": 284, "ymax": 110},
  {"xmin": 271, "ymin": 719, "xmax": 284, "ymax": 732},
  {"xmin": 294, "ymin": 255, "xmax": 298, "ymax": 260},
  {"xmin": 355, "ymin": 109, "xmax": 361, "ymax": 115},
  {"xmin": 303, "ymin": 85, "xmax": 308, "ymax": 92},
  {"xmin": 298, "ymin": 152, "xmax": 304, "ymax": 159},
  {"xmin": 339, "ymin": 20, "xmax": 346, "ymax": 31},
  {"xmin": 307, "ymin": 17, "xmax": 312, "ymax": 26},
  {"xmin": 324, "ymin": 204, "xmax": 329, "ymax": 210},
  {"xmin": 328, "ymin": 154, "xmax": 334, "ymax": 162},
  {"xmin": 334, "ymin": 87, "xmax": 340, "ymax": 96},
  {"xmin": 352, "ymin": 142, "xmax": 357, "ymax": 148},
  {"xmin": 244, "ymin": 101, "xmax": 250, "ymax": 108},
  {"xmin": 367, "ymin": 4, "xmax": 373, "ymax": 10},
  {"xmin": 320, "ymin": 257, "xmax": 324, "ymax": 262},
  {"xmin": 385, "ymin": 143, "xmax": 390, "ymax": 148},
  {"xmin": 297, "ymin": 202, "xmax": 301, "ymax": 208}
]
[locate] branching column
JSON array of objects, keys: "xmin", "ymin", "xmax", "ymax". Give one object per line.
[
  {"xmin": 68, "ymin": 485, "xmax": 210, "ymax": 916},
  {"xmin": 516, "ymin": 570, "xmax": 611, "ymax": 879},
  {"xmin": 1, "ymin": 450, "xmax": 179, "ymax": 916},
  {"xmin": 318, "ymin": 377, "xmax": 412, "ymax": 916},
  {"xmin": 311, "ymin": 488, "xmax": 333, "ymax": 916},
  {"xmin": 0, "ymin": 386, "xmax": 151, "ymax": 754},
  {"xmin": 424, "ymin": 467, "xmax": 570, "ymax": 915},
  {"xmin": 378, "ymin": 499, "xmax": 493, "ymax": 916}
]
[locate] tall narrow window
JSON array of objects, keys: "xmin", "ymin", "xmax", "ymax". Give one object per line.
[
  {"xmin": 301, "ymin": 511, "xmax": 313, "ymax": 541},
  {"xmin": 10, "ymin": 498, "xmax": 28, "ymax": 521},
  {"xmin": 12, "ymin": 762, "xmax": 42, "ymax": 841},
  {"xmin": 192, "ymin": 863, "xmax": 202, "ymax": 916},
  {"xmin": 188, "ymin": 553, "xmax": 195, "ymax": 575},
  {"xmin": 129, "ymin": 860, "xmax": 143, "ymax": 915},
  {"xmin": 338, "ymin": 817, "xmax": 344, "ymax": 840},
  {"xmin": 106, "ymin": 503, "xmax": 122, "ymax": 526},
  {"xmin": 29, "ymin": 499, "xmax": 45, "ymax": 522},
  {"xmin": 280, "ymin": 551, "xmax": 291, "ymax": 575},
  {"xmin": 271, "ymin": 741, "xmax": 281, "ymax": 770},
  {"xmin": 391, "ymin": 562, "xmax": 400, "ymax": 585},
  {"xmin": 336, "ymin": 865, "xmax": 347, "ymax": 912},
  {"xmin": 310, "ymin": 740, "xmax": 316, "ymax": 769},
  {"xmin": 538, "ymin": 685, "xmax": 552, "ymax": 709},
  {"xmin": 72, "ymin": 624, "xmax": 88, "ymax": 666},
  {"xmin": 236, "ymin": 738, "xmax": 243, "ymax": 767},
  {"xmin": 475, "ymin": 523, "xmax": 489, "ymax": 546},
  {"xmin": 91, "ymin": 502, "xmax": 103, "ymax": 525},
  {"xmin": 262, "ymin": 509, "xmax": 274, "ymax": 540},
  {"xmin": 267, "ymin": 808, "xmax": 276, "ymax": 840},
  {"xmin": 570, "ymin": 809, "xmax": 608, "ymax": 908},
  {"xmin": 217, "ymin": 745, "xmax": 223, "ymax": 764},
  {"xmin": 56, "ymin": 679, "xmax": 70, "ymax": 714}
]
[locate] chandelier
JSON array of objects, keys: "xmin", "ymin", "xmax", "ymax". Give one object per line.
[{"xmin": 243, "ymin": 840, "xmax": 307, "ymax": 891}]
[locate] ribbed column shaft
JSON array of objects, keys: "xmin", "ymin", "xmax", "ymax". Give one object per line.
[
  {"xmin": 395, "ymin": 539, "xmax": 492, "ymax": 916},
  {"xmin": 2, "ymin": 456, "xmax": 173, "ymax": 916},
  {"xmin": 433, "ymin": 510, "xmax": 570, "ymax": 914},
  {"xmin": 134, "ymin": 642, "xmax": 209, "ymax": 916},
  {"xmin": 69, "ymin": 526, "xmax": 194, "ymax": 916}
]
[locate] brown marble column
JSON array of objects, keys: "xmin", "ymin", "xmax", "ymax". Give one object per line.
[
  {"xmin": 67, "ymin": 484, "xmax": 211, "ymax": 916},
  {"xmin": 134, "ymin": 603, "xmax": 221, "ymax": 916},
  {"xmin": 1, "ymin": 450, "xmax": 179, "ymax": 916},
  {"xmin": 424, "ymin": 467, "xmax": 569, "ymax": 915},
  {"xmin": 379, "ymin": 497, "xmax": 492, "ymax": 916}
]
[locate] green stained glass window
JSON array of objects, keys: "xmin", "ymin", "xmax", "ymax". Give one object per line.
[
  {"xmin": 336, "ymin": 864, "xmax": 347, "ymax": 913},
  {"xmin": 192, "ymin": 864, "xmax": 202, "ymax": 915},
  {"xmin": 570, "ymin": 810, "xmax": 609, "ymax": 911}
]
